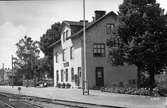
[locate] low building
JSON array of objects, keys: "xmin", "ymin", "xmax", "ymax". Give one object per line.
[{"xmin": 50, "ymin": 10, "xmax": 137, "ymax": 88}]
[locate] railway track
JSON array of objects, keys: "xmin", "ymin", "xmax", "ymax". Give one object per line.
[
  {"xmin": 0, "ymin": 93, "xmax": 44, "ymax": 108},
  {"xmin": 0, "ymin": 100, "xmax": 15, "ymax": 108},
  {"xmin": 0, "ymin": 92, "xmax": 125, "ymax": 108}
]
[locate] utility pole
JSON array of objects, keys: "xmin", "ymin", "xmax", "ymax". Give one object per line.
[
  {"xmin": 11, "ymin": 55, "xmax": 14, "ymax": 88},
  {"xmin": 82, "ymin": 0, "xmax": 89, "ymax": 95},
  {"xmin": 2, "ymin": 63, "xmax": 4, "ymax": 82}
]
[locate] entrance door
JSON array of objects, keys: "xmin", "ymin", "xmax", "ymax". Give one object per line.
[
  {"xmin": 96, "ymin": 67, "xmax": 104, "ymax": 86},
  {"xmin": 78, "ymin": 67, "xmax": 82, "ymax": 87}
]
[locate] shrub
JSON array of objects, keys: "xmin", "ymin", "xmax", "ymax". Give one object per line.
[
  {"xmin": 61, "ymin": 83, "xmax": 65, "ymax": 88},
  {"xmin": 66, "ymin": 83, "xmax": 71, "ymax": 88},
  {"xmin": 101, "ymin": 87, "xmax": 160, "ymax": 97},
  {"xmin": 57, "ymin": 83, "xmax": 61, "ymax": 88}
]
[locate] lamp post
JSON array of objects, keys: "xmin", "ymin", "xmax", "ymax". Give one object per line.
[
  {"xmin": 11, "ymin": 55, "xmax": 14, "ymax": 88},
  {"xmin": 82, "ymin": 0, "xmax": 89, "ymax": 95},
  {"xmin": 2, "ymin": 63, "xmax": 4, "ymax": 82}
]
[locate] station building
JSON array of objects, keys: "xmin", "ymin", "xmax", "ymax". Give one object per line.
[{"xmin": 50, "ymin": 10, "xmax": 137, "ymax": 88}]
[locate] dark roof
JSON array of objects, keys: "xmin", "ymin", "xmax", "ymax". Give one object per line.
[
  {"xmin": 63, "ymin": 21, "xmax": 84, "ymax": 26},
  {"xmin": 49, "ymin": 11, "xmax": 117, "ymax": 48},
  {"xmin": 69, "ymin": 11, "xmax": 117, "ymax": 39}
]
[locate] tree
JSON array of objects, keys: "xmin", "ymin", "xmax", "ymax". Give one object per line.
[
  {"xmin": 39, "ymin": 22, "xmax": 62, "ymax": 78},
  {"xmin": 36, "ymin": 57, "xmax": 51, "ymax": 80},
  {"xmin": 107, "ymin": 0, "xmax": 167, "ymax": 89},
  {"xmin": 40, "ymin": 22, "xmax": 62, "ymax": 56},
  {"xmin": 15, "ymin": 36, "xmax": 40, "ymax": 80}
]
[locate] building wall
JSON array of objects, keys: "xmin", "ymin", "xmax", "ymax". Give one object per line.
[
  {"xmin": 85, "ymin": 15, "xmax": 137, "ymax": 88},
  {"xmin": 53, "ymin": 36, "xmax": 82, "ymax": 87},
  {"xmin": 53, "ymin": 14, "xmax": 137, "ymax": 88}
]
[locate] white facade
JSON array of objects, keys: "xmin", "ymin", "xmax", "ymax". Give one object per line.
[{"xmin": 52, "ymin": 11, "xmax": 137, "ymax": 88}]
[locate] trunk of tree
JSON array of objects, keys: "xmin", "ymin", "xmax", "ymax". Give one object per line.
[
  {"xmin": 149, "ymin": 66, "xmax": 155, "ymax": 90},
  {"xmin": 137, "ymin": 66, "xmax": 142, "ymax": 88}
]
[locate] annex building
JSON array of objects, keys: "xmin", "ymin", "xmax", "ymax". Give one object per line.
[{"xmin": 50, "ymin": 10, "xmax": 137, "ymax": 88}]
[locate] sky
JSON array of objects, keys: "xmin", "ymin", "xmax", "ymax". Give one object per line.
[{"xmin": 0, "ymin": 0, "xmax": 167, "ymax": 68}]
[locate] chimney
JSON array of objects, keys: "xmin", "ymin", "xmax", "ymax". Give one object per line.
[{"xmin": 95, "ymin": 10, "xmax": 106, "ymax": 20}]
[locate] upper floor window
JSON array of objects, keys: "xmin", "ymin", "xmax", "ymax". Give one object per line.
[
  {"xmin": 63, "ymin": 30, "xmax": 69, "ymax": 42},
  {"xmin": 93, "ymin": 43, "xmax": 105, "ymax": 57},
  {"xmin": 106, "ymin": 23, "xmax": 114, "ymax": 34},
  {"xmin": 62, "ymin": 49, "xmax": 68, "ymax": 61},
  {"xmin": 55, "ymin": 52, "xmax": 58, "ymax": 63},
  {"xmin": 66, "ymin": 30, "xmax": 68, "ymax": 39},
  {"xmin": 70, "ymin": 47, "xmax": 74, "ymax": 59},
  {"xmin": 63, "ymin": 32, "xmax": 66, "ymax": 42},
  {"xmin": 62, "ymin": 50, "xmax": 65, "ymax": 61}
]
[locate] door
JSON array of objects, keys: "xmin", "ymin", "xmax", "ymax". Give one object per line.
[
  {"xmin": 96, "ymin": 67, "xmax": 104, "ymax": 86},
  {"xmin": 77, "ymin": 67, "xmax": 82, "ymax": 87}
]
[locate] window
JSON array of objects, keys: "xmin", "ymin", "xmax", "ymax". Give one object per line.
[
  {"xmin": 55, "ymin": 52, "xmax": 58, "ymax": 63},
  {"xmin": 93, "ymin": 43, "xmax": 105, "ymax": 57},
  {"xmin": 70, "ymin": 47, "xmax": 74, "ymax": 59},
  {"xmin": 63, "ymin": 32, "xmax": 65, "ymax": 42},
  {"xmin": 62, "ymin": 49, "xmax": 68, "ymax": 61},
  {"xmin": 65, "ymin": 69, "xmax": 68, "ymax": 82},
  {"xmin": 56, "ymin": 70, "xmax": 59, "ymax": 82},
  {"xmin": 61, "ymin": 70, "xmax": 63, "ymax": 82},
  {"xmin": 62, "ymin": 50, "xmax": 65, "ymax": 61},
  {"xmin": 78, "ymin": 67, "xmax": 81, "ymax": 77},
  {"xmin": 128, "ymin": 79, "xmax": 136, "ymax": 85},
  {"xmin": 71, "ymin": 68, "xmax": 74, "ymax": 81},
  {"xmin": 66, "ymin": 30, "xmax": 68, "ymax": 39},
  {"xmin": 106, "ymin": 23, "xmax": 114, "ymax": 34}
]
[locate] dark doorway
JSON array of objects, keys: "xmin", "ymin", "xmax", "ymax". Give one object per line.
[
  {"xmin": 78, "ymin": 67, "xmax": 82, "ymax": 87},
  {"xmin": 96, "ymin": 67, "xmax": 104, "ymax": 86}
]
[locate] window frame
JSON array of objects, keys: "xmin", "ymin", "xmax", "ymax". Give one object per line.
[
  {"xmin": 55, "ymin": 52, "xmax": 58, "ymax": 63},
  {"xmin": 65, "ymin": 69, "xmax": 68, "ymax": 82},
  {"xmin": 66, "ymin": 30, "xmax": 68, "ymax": 40},
  {"xmin": 93, "ymin": 43, "xmax": 105, "ymax": 57},
  {"xmin": 71, "ymin": 68, "xmax": 74, "ymax": 82},
  {"xmin": 63, "ymin": 32, "xmax": 66, "ymax": 42},
  {"xmin": 62, "ymin": 50, "xmax": 65, "ymax": 61},
  {"xmin": 70, "ymin": 46, "xmax": 74, "ymax": 59},
  {"xmin": 106, "ymin": 23, "xmax": 114, "ymax": 34},
  {"xmin": 56, "ymin": 70, "xmax": 59, "ymax": 82},
  {"xmin": 61, "ymin": 70, "xmax": 63, "ymax": 82}
]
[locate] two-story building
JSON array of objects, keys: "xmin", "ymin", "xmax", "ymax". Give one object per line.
[{"xmin": 50, "ymin": 10, "xmax": 137, "ymax": 88}]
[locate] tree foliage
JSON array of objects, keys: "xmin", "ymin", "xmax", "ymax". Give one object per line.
[
  {"xmin": 40, "ymin": 22, "xmax": 62, "ymax": 56},
  {"xmin": 15, "ymin": 36, "xmax": 40, "ymax": 79},
  {"xmin": 107, "ymin": 0, "xmax": 167, "ymax": 88},
  {"xmin": 39, "ymin": 22, "xmax": 62, "ymax": 78}
]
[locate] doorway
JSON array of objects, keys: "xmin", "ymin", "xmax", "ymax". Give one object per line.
[{"xmin": 96, "ymin": 67, "xmax": 104, "ymax": 86}]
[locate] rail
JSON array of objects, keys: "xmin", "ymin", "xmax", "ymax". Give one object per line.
[{"xmin": 0, "ymin": 92, "xmax": 126, "ymax": 108}]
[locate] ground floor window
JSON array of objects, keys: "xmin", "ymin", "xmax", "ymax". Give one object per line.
[
  {"xmin": 56, "ymin": 70, "xmax": 59, "ymax": 82},
  {"xmin": 65, "ymin": 69, "xmax": 68, "ymax": 82},
  {"xmin": 77, "ymin": 67, "xmax": 82, "ymax": 86},
  {"xmin": 71, "ymin": 68, "xmax": 74, "ymax": 82},
  {"xmin": 61, "ymin": 70, "xmax": 63, "ymax": 82},
  {"xmin": 78, "ymin": 67, "xmax": 81, "ymax": 77}
]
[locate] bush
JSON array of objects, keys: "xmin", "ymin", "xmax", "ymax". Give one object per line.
[
  {"xmin": 101, "ymin": 87, "xmax": 160, "ymax": 97},
  {"xmin": 66, "ymin": 83, "xmax": 71, "ymax": 88},
  {"xmin": 61, "ymin": 83, "xmax": 65, "ymax": 88},
  {"xmin": 57, "ymin": 83, "xmax": 61, "ymax": 88}
]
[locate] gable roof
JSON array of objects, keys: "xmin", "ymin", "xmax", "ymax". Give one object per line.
[
  {"xmin": 69, "ymin": 11, "xmax": 117, "ymax": 39},
  {"xmin": 49, "ymin": 11, "xmax": 117, "ymax": 48}
]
